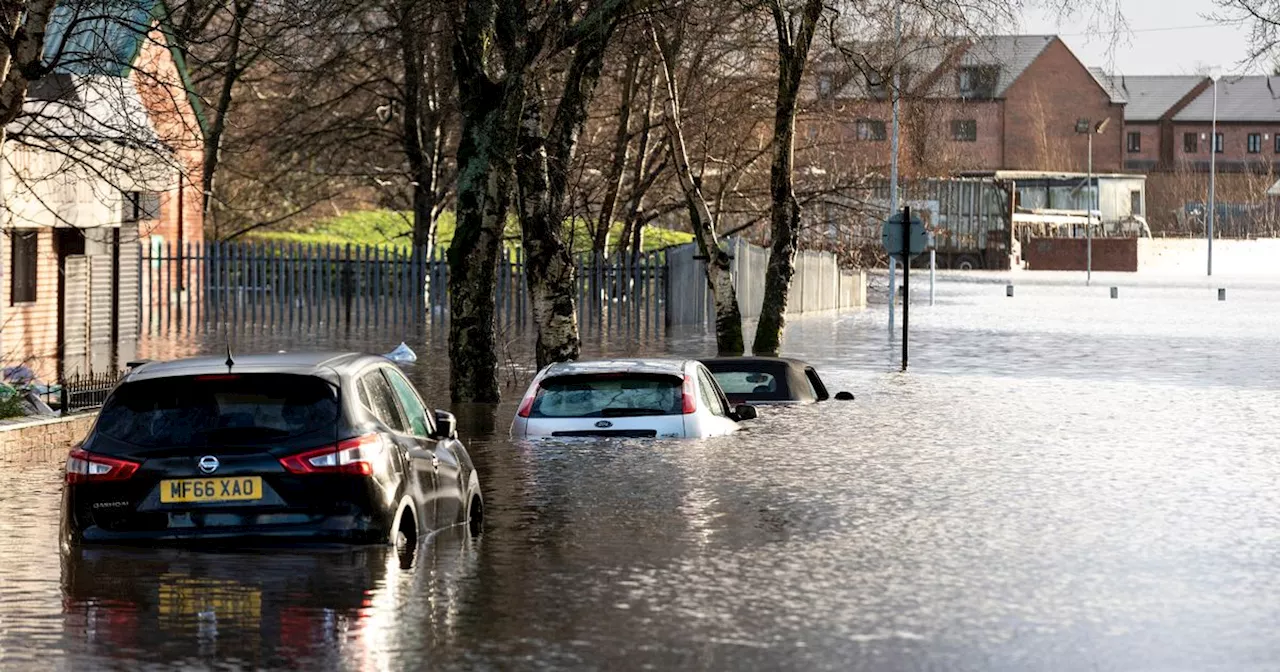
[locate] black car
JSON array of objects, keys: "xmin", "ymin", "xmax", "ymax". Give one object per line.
[
  {"xmin": 701, "ymin": 357, "xmax": 851, "ymax": 405},
  {"xmin": 62, "ymin": 352, "xmax": 483, "ymax": 548}
]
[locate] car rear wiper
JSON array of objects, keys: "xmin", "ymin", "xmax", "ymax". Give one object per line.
[{"xmin": 600, "ymin": 407, "xmax": 671, "ymax": 417}]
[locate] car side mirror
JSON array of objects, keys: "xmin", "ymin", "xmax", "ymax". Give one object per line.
[
  {"xmin": 834, "ymin": 391, "xmax": 854, "ymax": 401},
  {"xmin": 733, "ymin": 404, "xmax": 757, "ymax": 422},
  {"xmin": 433, "ymin": 410, "xmax": 458, "ymax": 440}
]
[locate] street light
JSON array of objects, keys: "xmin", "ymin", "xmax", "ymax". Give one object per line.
[
  {"xmin": 1208, "ymin": 72, "xmax": 1220, "ymax": 276},
  {"xmin": 1076, "ymin": 117, "xmax": 1109, "ymax": 285}
]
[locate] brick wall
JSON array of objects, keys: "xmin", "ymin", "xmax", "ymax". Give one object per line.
[
  {"xmin": 1, "ymin": 228, "xmax": 63, "ymax": 380},
  {"xmin": 1002, "ymin": 39, "xmax": 1123, "ymax": 173},
  {"xmin": 1171, "ymin": 122, "xmax": 1280, "ymax": 171},
  {"xmin": 0, "ymin": 413, "xmax": 96, "ymax": 455},
  {"xmin": 1023, "ymin": 237, "xmax": 1138, "ymax": 272}
]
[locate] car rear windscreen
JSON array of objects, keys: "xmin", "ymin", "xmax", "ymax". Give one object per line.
[
  {"xmin": 95, "ymin": 374, "xmax": 339, "ymax": 449},
  {"xmin": 530, "ymin": 373, "xmax": 682, "ymax": 418},
  {"xmin": 709, "ymin": 366, "xmax": 791, "ymax": 401}
]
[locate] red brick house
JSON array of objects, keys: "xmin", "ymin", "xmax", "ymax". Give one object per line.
[
  {"xmin": 804, "ymin": 35, "xmax": 1126, "ymax": 177},
  {"xmin": 0, "ymin": 1, "xmax": 203, "ymax": 380}
]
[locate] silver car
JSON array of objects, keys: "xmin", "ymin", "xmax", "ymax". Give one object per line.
[{"xmin": 510, "ymin": 359, "xmax": 757, "ymax": 439}]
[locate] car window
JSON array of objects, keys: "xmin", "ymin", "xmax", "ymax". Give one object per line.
[
  {"xmin": 805, "ymin": 367, "xmax": 830, "ymax": 401},
  {"xmin": 383, "ymin": 368, "xmax": 433, "ymax": 437},
  {"xmin": 95, "ymin": 374, "xmax": 338, "ymax": 450},
  {"xmin": 697, "ymin": 368, "xmax": 728, "ymax": 417},
  {"xmin": 361, "ymin": 371, "xmax": 406, "ymax": 433},
  {"xmin": 706, "ymin": 363, "xmax": 791, "ymax": 402},
  {"xmin": 529, "ymin": 374, "xmax": 682, "ymax": 418},
  {"xmin": 712, "ymin": 371, "xmax": 778, "ymax": 395}
]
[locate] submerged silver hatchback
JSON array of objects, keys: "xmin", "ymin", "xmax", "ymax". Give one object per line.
[{"xmin": 510, "ymin": 359, "xmax": 756, "ymax": 439}]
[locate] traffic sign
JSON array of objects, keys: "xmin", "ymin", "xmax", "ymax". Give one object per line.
[{"xmin": 881, "ymin": 211, "xmax": 928, "ymax": 260}]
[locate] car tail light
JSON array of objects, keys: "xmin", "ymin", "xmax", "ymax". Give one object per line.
[
  {"xmin": 279, "ymin": 434, "xmax": 385, "ymax": 476},
  {"xmin": 516, "ymin": 384, "xmax": 539, "ymax": 418},
  {"xmin": 66, "ymin": 448, "xmax": 140, "ymax": 484},
  {"xmin": 681, "ymin": 376, "xmax": 697, "ymax": 414}
]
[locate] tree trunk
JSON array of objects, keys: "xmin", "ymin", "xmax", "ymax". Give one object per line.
[
  {"xmin": 449, "ymin": 28, "xmax": 523, "ymax": 402},
  {"xmin": 517, "ymin": 93, "xmax": 580, "ymax": 368},
  {"xmin": 399, "ymin": 0, "xmax": 440, "ymax": 262},
  {"xmin": 650, "ymin": 23, "xmax": 743, "ymax": 356},
  {"xmin": 0, "ymin": 0, "xmax": 58, "ymax": 148},
  {"xmin": 593, "ymin": 52, "xmax": 639, "ymax": 257},
  {"xmin": 752, "ymin": 0, "xmax": 824, "ymax": 357},
  {"xmin": 201, "ymin": 0, "xmax": 254, "ymax": 236}
]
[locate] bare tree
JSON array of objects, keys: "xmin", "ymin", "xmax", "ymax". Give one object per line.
[
  {"xmin": 0, "ymin": 0, "xmax": 58, "ymax": 148},
  {"xmin": 751, "ymin": 0, "xmax": 825, "ymax": 357},
  {"xmin": 650, "ymin": 13, "xmax": 745, "ymax": 355}
]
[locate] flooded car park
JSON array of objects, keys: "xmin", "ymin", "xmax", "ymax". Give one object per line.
[{"xmin": 5, "ymin": 276, "xmax": 1280, "ymax": 670}]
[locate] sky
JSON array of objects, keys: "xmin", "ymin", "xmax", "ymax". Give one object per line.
[{"xmin": 1019, "ymin": 0, "xmax": 1258, "ymax": 76}]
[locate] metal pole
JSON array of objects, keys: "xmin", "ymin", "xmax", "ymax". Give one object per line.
[
  {"xmin": 929, "ymin": 249, "xmax": 935, "ymax": 306},
  {"xmin": 901, "ymin": 206, "xmax": 910, "ymax": 371},
  {"xmin": 887, "ymin": 256, "xmax": 896, "ymax": 337},
  {"xmin": 888, "ymin": 0, "xmax": 901, "ymax": 212},
  {"xmin": 1087, "ymin": 131, "xmax": 1093, "ymax": 286},
  {"xmin": 1208, "ymin": 77, "xmax": 1218, "ymax": 277}
]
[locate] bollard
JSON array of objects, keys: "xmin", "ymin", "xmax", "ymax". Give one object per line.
[
  {"xmin": 1110, "ymin": 287, "xmax": 1118, "ymax": 299},
  {"xmin": 1006, "ymin": 284, "xmax": 1014, "ymax": 297},
  {"xmin": 1218, "ymin": 288, "xmax": 1226, "ymax": 301}
]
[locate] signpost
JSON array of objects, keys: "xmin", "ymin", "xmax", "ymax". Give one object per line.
[{"xmin": 882, "ymin": 207, "xmax": 927, "ymax": 371}]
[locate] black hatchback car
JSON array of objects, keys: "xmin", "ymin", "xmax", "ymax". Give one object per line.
[
  {"xmin": 701, "ymin": 357, "xmax": 851, "ymax": 405},
  {"xmin": 61, "ymin": 352, "xmax": 483, "ymax": 548}
]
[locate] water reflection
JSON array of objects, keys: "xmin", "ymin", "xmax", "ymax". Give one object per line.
[
  {"xmin": 59, "ymin": 532, "xmax": 480, "ymax": 670},
  {"xmin": 5, "ymin": 279, "xmax": 1280, "ymax": 669}
]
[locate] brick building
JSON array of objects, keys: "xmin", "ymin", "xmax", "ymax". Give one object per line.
[
  {"xmin": 0, "ymin": 1, "xmax": 203, "ymax": 380},
  {"xmin": 1095, "ymin": 74, "xmax": 1280, "ymax": 233},
  {"xmin": 805, "ymin": 35, "xmax": 1126, "ymax": 177}
]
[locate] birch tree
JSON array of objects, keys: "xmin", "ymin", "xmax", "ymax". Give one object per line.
[
  {"xmin": 650, "ymin": 14, "xmax": 745, "ymax": 356},
  {"xmin": 0, "ymin": 0, "xmax": 58, "ymax": 148},
  {"xmin": 751, "ymin": 0, "xmax": 825, "ymax": 356}
]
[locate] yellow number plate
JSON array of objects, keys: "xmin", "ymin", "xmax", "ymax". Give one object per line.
[{"xmin": 160, "ymin": 477, "xmax": 263, "ymax": 503}]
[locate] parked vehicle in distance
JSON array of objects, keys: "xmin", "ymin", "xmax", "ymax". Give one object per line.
[
  {"xmin": 62, "ymin": 352, "xmax": 482, "ymax": 548},
  {"xmin": 701, "ymin": 357, "xmax": 853, "ymax": 405},
  {"xmin": 511, "ymin": 359, "xmax": 757, "ymax": 439}
]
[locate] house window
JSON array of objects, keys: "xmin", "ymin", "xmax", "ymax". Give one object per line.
[
  {"xmin": 1275, "ymin": 134, "xmax": 1280, "ymax": 153},
  {"xmin": 1215, "ymin": 133, "xmax": 1224, "ymax": 153},
  {"xmin": 855, "ymin": 119, "xmax": 886, "ymax": 141},
  {"xmin": 122, "ymin": 191, "xmax": 161, "ymax": 222},
  {"xmin": 951, "ymin": 119, "xmax": 977, "ymax": 141},
  {"xmin": 1184, "ymin": 133, "xmax": 1198, "ymax": 153},
  {"xmin": 1127, "ymin": 132, "xmax": 1141, "ymax": 153},
  {"xmin": 1248, "ymin": 133, "xmax": 1262, "ymax": 154},
  {"xmin": 957, "ymin": 66, "xmax": 999, "ymax": 99},
  {"xmin": 1131, "ymin": 190, "xmax": 1143, "ymax": 216},
  {"xmin": 10, "ymin": 229, "xmax": 38, "ymax": 305},
  {"xmin": 869, "ymin": 68, "xmax": 912, "ymax": 100},
  {"xmin": 817, "ymin": 73, "xmax": 834, "ymax": 97}
]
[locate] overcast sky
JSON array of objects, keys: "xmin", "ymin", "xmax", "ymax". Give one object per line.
[{"xmin": 1019, "ymin": 0, "xmax": 1257, "ymax": 76}]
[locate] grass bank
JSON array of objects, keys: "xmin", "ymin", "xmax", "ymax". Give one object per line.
[{"xmin": 244, "ymin": 210, "xmax": 693, "ymax": 253}]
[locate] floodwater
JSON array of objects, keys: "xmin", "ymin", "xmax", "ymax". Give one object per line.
[{"xmin": 5, "ymin": 272, "xmax": 1280, "ymax": 670}]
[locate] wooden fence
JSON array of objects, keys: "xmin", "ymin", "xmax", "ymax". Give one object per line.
[{"xmin": 140, "ymin": 242, "xmax": 670, "ymax": 337}]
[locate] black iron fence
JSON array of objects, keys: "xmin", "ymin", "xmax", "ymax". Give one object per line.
[
  {"xmin": 140, "ymin": 242, "xmax": 671, "ymax": 338},
  {"xmin": 57, "ymin": 370, "xmax": 125, "ymax": 416}
]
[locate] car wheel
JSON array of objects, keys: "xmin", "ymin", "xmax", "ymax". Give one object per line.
[
  {"xmin": 953, "ymin": 254, "xmax": 981, "ymax": 271},
  {"xmin": 465, "ymin": 492, "xmax": 484, "ymax": 537}
]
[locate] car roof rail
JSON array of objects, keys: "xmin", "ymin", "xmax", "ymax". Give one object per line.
[{"xmin": 125, "ymin": 359, "xmax": 153, "ymax": 370}]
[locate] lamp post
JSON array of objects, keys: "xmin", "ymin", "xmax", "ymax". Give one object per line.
[
  {"xmin": 1075, "ymin": 117, "xmax": 1109, "ymax": 286},
  {"xmin": 1208, "ymin": 73, "xmax": 1219, "ymax": 276}
]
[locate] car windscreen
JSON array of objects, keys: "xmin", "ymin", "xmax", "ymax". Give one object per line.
[
  {"xmin": 708, "ymin": 365, "xmax": 792, "ymax": 401},
  {"xmin": 529, "ymin": 373, "xmax": 683, "ymax": 418},
  {"xmin": 94, "ymin": 374, "xmax": 339, "ymax": 449}
]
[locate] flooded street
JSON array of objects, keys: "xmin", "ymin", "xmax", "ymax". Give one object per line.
[{"xmin": 5, "ymin": 274, "xmax": 1280, "ymax": 670}]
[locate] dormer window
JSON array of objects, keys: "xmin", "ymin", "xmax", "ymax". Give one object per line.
[
  {"xmin": 868, "ymin": 68, "xmax": 912, "ymax": 100},
  {"xmin": 958, "ymin": 66, "xmax": 999, "ymax": 99},
  {"xmin": 817, "ymin": 73, "xmax": 834, "ymax": 97}
]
